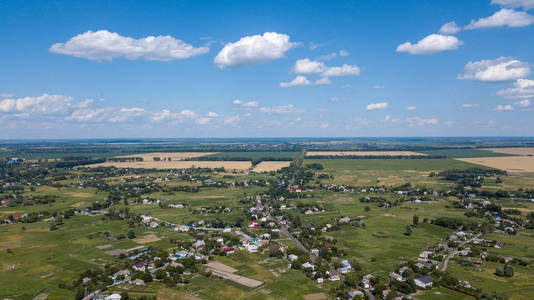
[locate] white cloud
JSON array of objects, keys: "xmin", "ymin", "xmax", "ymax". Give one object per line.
[
  {"xmin": 67, "ymin": 108, "xmax": 109, "ymax": 122},
  {"xmin": 224, "ymin": 115, "xmax": 240, "ymax": 125},
  {"xmin": 180, "ymin": 109, "xmax": 196, "ymax": 118},
  {"xmin": 50, "ymin": 30, "xmax": 208, "ymax": 61},
  {"xmin": 458, "ymin": 57, "xmax": 530, "ymax": 82},
  {"xmin": 309, "ymin": 42, "xmax": 324, "ymax": 50},
  {"xmin": 207, "ymin": 112, "xmax": 219, "ymax": 117},
  {"xmin": 0, "ymin": 93, "xmax": 73, "ymax": 115},
  {"xmin": 384, "ymin": 115, "xmax": 392, "ymax": 121},
  {"xmin": 280, "ymin": 76, "xmax": 311, "ymax": 87},
  {"xmin": 407, "ymin": 106, "xmax": 417, "ymax": 111},
  {"xmin": 330, "ymin": 97, "xmax": 347, "ymax": 102},
  {"xmin": 497, "ymin": 78, "xmax": 534, "ymax": 98},
  {"xmin": 214, "ymin": 32, "xmax": 297, "ymax": 68},
  {"xmin": 195, "ymin": 117, "xmax": 211, "ymax": 124},
  {"xmin": 339, "ymin": 49, "xmax": 350, "ymax": 56},
  {"xmin": 314, "ymin": 77, "xmax": 332, "ymax": 85},
  {"xmin": 242, "ymin": 101, "xmax": 259, "ymax": 108},
  {"xmin": 319, "ymin": 122, "xmax": 329, "ymax": 129},
  {"xmin": 492, "ymin": 0, "xmax": 534, "ymax": 10},
  {"xmin": 396, "ymin": 34, "xmax": 462, "ymax": 55},
  {"xmin": 233, "ymin": 99, "xmax": 259, "ymax": 108},
  {"xmin": 366, "ymin": 102, "xmax": 389, "ymax": 111},
  {"xmin": 108, "ymin": 107, "xmax": 146, "ymax": 123},
  {"xmin": 461, "ymin": 103, "xmax": 480, "ymax": 108},
  {"xmin": 372, "ymin": 84, "xmax": 384, "ymax": 89},
  {"xmin": 439, "ymin": 21, "xmax": 461, "ymax": 34},
  {"xmin": 465, "ymin": 9, "xmax": 534, "ymax": 29},
  {"xmin": 407, "ymin": 117, "xmax": 438, "ymax": 126},
  {"xmin": 293, "ymin": 58, "xmax": 326, "ymax": 74},
  {"xmin": 260, "ymin": 104, "xmax": 298, "ymax": 114},
  {"xmin": 317, "ymin": 53, "xmax": 337, "ymax": 60},
  {"xmin": 322, "ymin": 64, "xmax": 360, "ymax": 77},
  {"xmin": 0, "ymin": 93, "xmax": 14, "ymax": 99},
  {"xmin": 152, "ymin": 109, "xmax": 174, "ymax": 122},
  {"xmin": 515, "ymin": 99, "xmax": 531, "ymax": 107},
  {"xmin": 495, "ymin": 104, "xmax": 515, "ymax": 111}
]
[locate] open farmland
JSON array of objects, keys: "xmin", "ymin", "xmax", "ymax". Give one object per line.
[
  {"xmin": 305, "ymin": 151, "xmax": 426, "ymax": 157},
  {"xmin": 252, "ymin": 161, "xmax": 291, "ymax": 172},
  {"xmin": 87, "ymin": 160, "xmax": 252, "ymax": 170},
  {"xmin": 485, "ymin": 147, "xmax": 534, "ymax": 156},
  {"xmin": 114, "ymin": 152, "xmax": 217, "ymax": 161},
  {"xmin": 456, "ymin": 156, "xmax": 534, "ymax": 173}
]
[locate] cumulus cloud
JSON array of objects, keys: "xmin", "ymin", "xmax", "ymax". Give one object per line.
[
  {"xmin": 495, "ymin": 104, "xmax": 515, "ymax": 111},
  {"xmin": 108, "ymin": 107, "xmax": 146, "ymax": 123},
  {"xmin": 280, "ymin": 76, "xmax": 311, "ymax": 87},
  {"xmin": 67, "ymin": 108, "xmax": 110, "ymax": 122},
  {"xmin": 396, "ymin": 34, "xmax": 463, "ymax": 55},
  {"xmin": 407, "ymin": 106, "xmax": 417, "ymax": 111},
  {"xmin": 280, "ymin": 75, "xmax": 332, "ymax": 87},
  {"xmin": 152, "ymin": 109, "xmax": 174, "ymax": 122},
  {"xmin": 233, "ymin": 99, "xmax": 259, "ymax": 108},
  {"xmin": 50, "ymin": 30, "xmax": 209, "ymax": 61},
  {"xmin": 0, "ymin": 94, "xmax": 74, "ymax": 115},
  {"xmin": 439, "ymin": 21, "xmax": 461, "ymax": 34},
  {"xmin": 207, "ymin": 112, "xmax": 219, "ymax": 117},
  {"xmin": 465, "ymin": 9, "xmax": 534, "ymax": 29},
  {"xmin": 366, "ymin": 102, "xmax": 389, "ymax": 111},
  {"xmin": 492, "ymin": 0, "xmax": 534, "ymax": 9},
  {"xmin": 224, "ymin": 115, "xmax": 240, "ymax": 125},
  {"xmin": 407, "ymin": 117, "xmax": 438, "ymax": 126},
  {"xmin": 497, "ymin": 78, "xmax": 534, "ymax": 98},
  {"xmin": 372, "ymin": 84, "xmax": 384, "ymax": 89},
  {"xmin": 458, "ymin": 57, "xmax": 530, "ymax": 82},
  {"xmin": 293, "ymin": 58, "xmax": 326, "ymax": 74},
  {"xmin": 214, "ymin": 32, "xmax": 297, "ymax": 68},
  {"xmin": 321, "ymin": 64, "xmax": 360, "ymax": 77},
  {"xmin": 314, "ymin": 77, "xmax": 332, "ymax": 85},
  {"xmin": 515, "ymin": 99, "xmax": 531, "ymax": 107}
]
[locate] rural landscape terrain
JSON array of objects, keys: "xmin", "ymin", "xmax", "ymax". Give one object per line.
[{"xmin": 2, "ymin": 137, "xmax": 534, "ymax": 300}]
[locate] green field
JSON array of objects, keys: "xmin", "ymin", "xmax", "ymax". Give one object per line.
[{"xmin": 419, "ymin": 149, "xmax": 515, "ymax": 158}]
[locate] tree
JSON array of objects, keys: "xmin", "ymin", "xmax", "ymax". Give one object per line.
[
  {"xmin": 413, "ymin": 215, "xmax": 419, "ymax": 226},
  {"xmin": 128, "ymin": 229, "xmax": 136, "ymax": 239}
]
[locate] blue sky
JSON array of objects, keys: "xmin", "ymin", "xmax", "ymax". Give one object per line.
[{"xmin": 1, "ymin": 0, "xmax": 534, "ymax": 138}]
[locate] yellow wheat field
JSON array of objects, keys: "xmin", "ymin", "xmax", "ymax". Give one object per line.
[
  {"xmin": 305, "ymin": 151, "xmax": 426, "ymax": 157},
  {"xmin": 88, "ymin": 160, "xmax": 252, "ymax": 170},
  {"xmin": 485, "ymin": 148, "xmax": 534, "ymax": 156},
  {"xmin": 455, "ymin": 156, "xmax": 534, "ymax": 173},
  {"xmin": 252, "ymin": 161, "xmax": 291, "ymax": 172}
]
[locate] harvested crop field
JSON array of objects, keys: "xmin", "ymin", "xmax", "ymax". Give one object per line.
[
  {"xmin": 133, "ymin": 234, "xmax": 161, "ymax": 244},
  {"xmin": 485, "ymin": 148, "xmax": 534, "ymax": 156},
  {"xmin": 87, "ymin": 161, "xmax": 252, "ymax": 170},
  {"xmin": 206, "ymin": 261, "xmax": 263, "ymax": 288},
  {"xmin": 114, "ymin": 152, "xmax": 217, "ymax": 161},
  {"xmin": 303, "ymin": 293, "xmax": 327, "ymax": 300},
  {"xmin": 252, "ymin": 161, "xmax": 291, "ymax": 172},
  {"xmin": 455, "ymin": 156, "xmax": 534, "ymax": 173},
  {"xmin": 305, "ymin": 151, "xmax": 426, "ymax": 157}
]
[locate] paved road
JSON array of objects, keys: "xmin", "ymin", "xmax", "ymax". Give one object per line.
[
  {"xmin": 279, "ymin": 225, "xmax": 308, "ymax": 253},
  {"xmin": 441, "ymin": 233, "xmax": 481, "ymax": 271}
]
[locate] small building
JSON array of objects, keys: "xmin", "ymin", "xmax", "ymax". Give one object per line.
[
  {"xmin": 414, "ymin": 275, "xmax": 434, "ymax": 289},
  {"xmin": 105, "ymin": 294, "xmax": 121, "ymax": 300}
]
